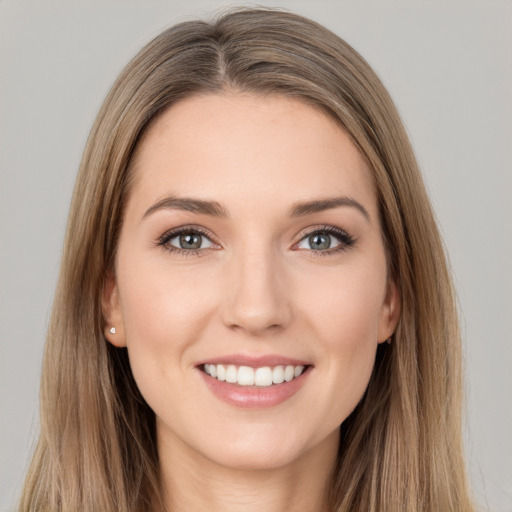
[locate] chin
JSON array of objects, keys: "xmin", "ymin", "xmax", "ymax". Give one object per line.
[
  {"xmin": 198, "ymin": 426, "xmax": 337, "ymax": 472},
  {"xmin": 207, "ymin": 444, "xmax": 306, "ymax": 471}
]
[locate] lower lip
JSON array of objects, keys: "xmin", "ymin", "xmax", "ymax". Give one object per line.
[{"xmin": 198, "ymin": 367, "xmax": 311, "ymax": 408}]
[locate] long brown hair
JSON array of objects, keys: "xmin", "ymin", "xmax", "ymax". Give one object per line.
[{"xmin": 20, "ymin": 8, "xmax": 474, "ymax": 511}]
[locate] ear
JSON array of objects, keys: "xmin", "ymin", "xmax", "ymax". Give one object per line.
[
  {"xmin": 377, "ymin": 278, "xmax": 401, "ymax": 343},
  {"xmin": 102, "ymin": 270, "xmax": 127, "ymax": 347}
]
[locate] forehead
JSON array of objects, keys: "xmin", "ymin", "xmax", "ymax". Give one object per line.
[{"xmin": 127, "ymin": 93, "xmax": 376, "ymax": 216}]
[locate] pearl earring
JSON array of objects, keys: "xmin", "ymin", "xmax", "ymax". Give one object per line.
[{"xmin": 109, "ymin": 327, "xmax": 117, "ymax": 334}]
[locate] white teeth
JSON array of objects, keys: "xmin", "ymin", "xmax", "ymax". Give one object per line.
[
  {"xmin": 254, "ymin": 367, "xmax": 273, "ymax": 387},
  {"xmin": 203, "ymin": 363, "xmax": 307, "ymax": 386},
  {"xmin": 272, "ymin": 365, "xmax": 285, "ymax": 384},
  {"xmin": 284, "ymin": 365, "xmax": 295, "ymax": 382},
  {"xmin": 225, "ymin": 364, "xmax": 237, "ymax": 383},
  {"xmin": 217, "ymin": 364, "xmax": 226, "ymax": 381},
  {"xmin": 238, "ymin": 366, "xmax": 255, "ymax": 386}
]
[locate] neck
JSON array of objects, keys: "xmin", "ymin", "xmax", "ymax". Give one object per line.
[{"xmin": 157, "ymin": 430, "xmax": 338, "ymax": 512}]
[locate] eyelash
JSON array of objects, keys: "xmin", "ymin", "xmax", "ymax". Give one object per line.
[
  {"xmin": 156, "ymin": 226, "xmax": 216, "ymax": 257},
  {"xmin": 294, "ymin": 225, "xmax": 356, "ymax": 256},
  {"xmin": 156, "ymin": 225, "xmax": 356, "ymax": 257}
]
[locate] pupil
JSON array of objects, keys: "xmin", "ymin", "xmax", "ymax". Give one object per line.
[
  {"xmin": 310, "ymin": 233, "xmax": 330, "ymax": 250},
  {"xmin": 180, "ymin": 233, "xmax": 201, "ymax": 249}
]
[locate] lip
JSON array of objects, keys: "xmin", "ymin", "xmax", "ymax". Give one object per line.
[
  {"xmin": 196, "ymin": 354, "xmax": 311, "ymax": 368},
  {"xmin": 196, "ymin": 355, "xmax": 313, "ymax": 409}
]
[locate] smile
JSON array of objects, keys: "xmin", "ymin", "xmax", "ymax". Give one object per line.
[
  {"xmin": 198, "ymin": 358, "xmax": 312, "ymax": 408},
  {"xmin": 203, "ymin": 364, "xmax": 306, "ymax": 387}
]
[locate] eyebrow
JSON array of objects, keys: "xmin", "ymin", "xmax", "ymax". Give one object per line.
[
  {"xmin": 143, "ymin": 196, "xmax": 228, "ymax": 219},
  {"xmin": 289, "ymin": 196, "xmax": 371, "ymax": 222},
  {"xmin": 143, "ymin": 195, "xmax": 370, "ymax": 222}
]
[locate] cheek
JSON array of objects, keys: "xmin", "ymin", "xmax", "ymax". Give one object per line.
[
  {"xmin": 116, "ymin": 257, "xmax": 219, "ymax": 402},
  {"xmin": 295, "ymin": 265, "xmax": 385, "ymax": 422},
  {"xmin": 323, "ymin": 271, "xmax": 384, "ymax": 379},
  {"xmin": 119, "ymin": 254, "xmax": 217, "ymax": 344},
  {"xmin": 298, "ymin": 261, "xmax": 386, "ymax": 348}
]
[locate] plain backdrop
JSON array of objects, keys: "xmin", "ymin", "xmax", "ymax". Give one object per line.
[{"xmin": 1, "ymin": 1, "xmax": 511, "ymax": 511}]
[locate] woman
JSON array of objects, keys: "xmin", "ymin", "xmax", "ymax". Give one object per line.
[{"xmin": 20, "ymin": 8, "xmax": 474, "ymax": 512}]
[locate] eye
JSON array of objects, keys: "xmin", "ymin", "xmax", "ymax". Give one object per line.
[
  {"xmin": 168, "ymin": 231, "xmax": 214, "ymax": 250},
  {"xmin": 295, "ymin": 226, "xmax": 355, "ymax": 253},
  {"xmin": 158, "ymin": 227, "xmax": 217, "ymax": 254},
  {"xmin": 297, "ymin": 232, "xmax": 340, "ymax": 251}
]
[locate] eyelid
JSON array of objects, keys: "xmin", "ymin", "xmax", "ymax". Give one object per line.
[
  {"xmin": 155, "ymin": 223, "xmax": 355, "ymax": 256},
  {"xmin": 156, "ymin": 225, "xmax": 221, "ymax": 253},
  {"xmin": 291, "ymin": 224, "xmax": 356, "ymax": 252}
]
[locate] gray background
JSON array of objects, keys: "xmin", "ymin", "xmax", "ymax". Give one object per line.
[{"xmin": 1, "ymin": 1, "xmax": 511, "ymax": 510}]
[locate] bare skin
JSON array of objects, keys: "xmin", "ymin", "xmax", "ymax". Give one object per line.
[
  {"xmin": 103, "ymin": 93, "xmax": 399, "ymax": 512},
  {"xmin": 158, "ymin": 425, "xmax": 337, "ymax": 512}
]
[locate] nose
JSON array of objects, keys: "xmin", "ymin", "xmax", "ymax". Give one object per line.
[{"xmin": 220, "ymin": 245, "xmax": 292, "ymax": 336}]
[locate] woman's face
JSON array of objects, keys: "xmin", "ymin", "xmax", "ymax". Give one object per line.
[{"xmin": 104, "ymin": 93, "xmax": 399, "ymax": 471}]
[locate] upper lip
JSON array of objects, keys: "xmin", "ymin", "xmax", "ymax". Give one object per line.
[{"xmin": 196, "ymin": 354, "xmax": 312, "ymax": 368}]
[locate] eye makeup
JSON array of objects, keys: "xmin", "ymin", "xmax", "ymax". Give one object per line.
[
  {"xmin": 292, "ymin": 225, "xmax": 357, "ymax": 256},
  {"xmin": 155, "ymin": 223, "xmax": 357, "ymax": 258},
  {"xmin": 156, "ymin": 225, "xmax": 220, "ymax": 257}
]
